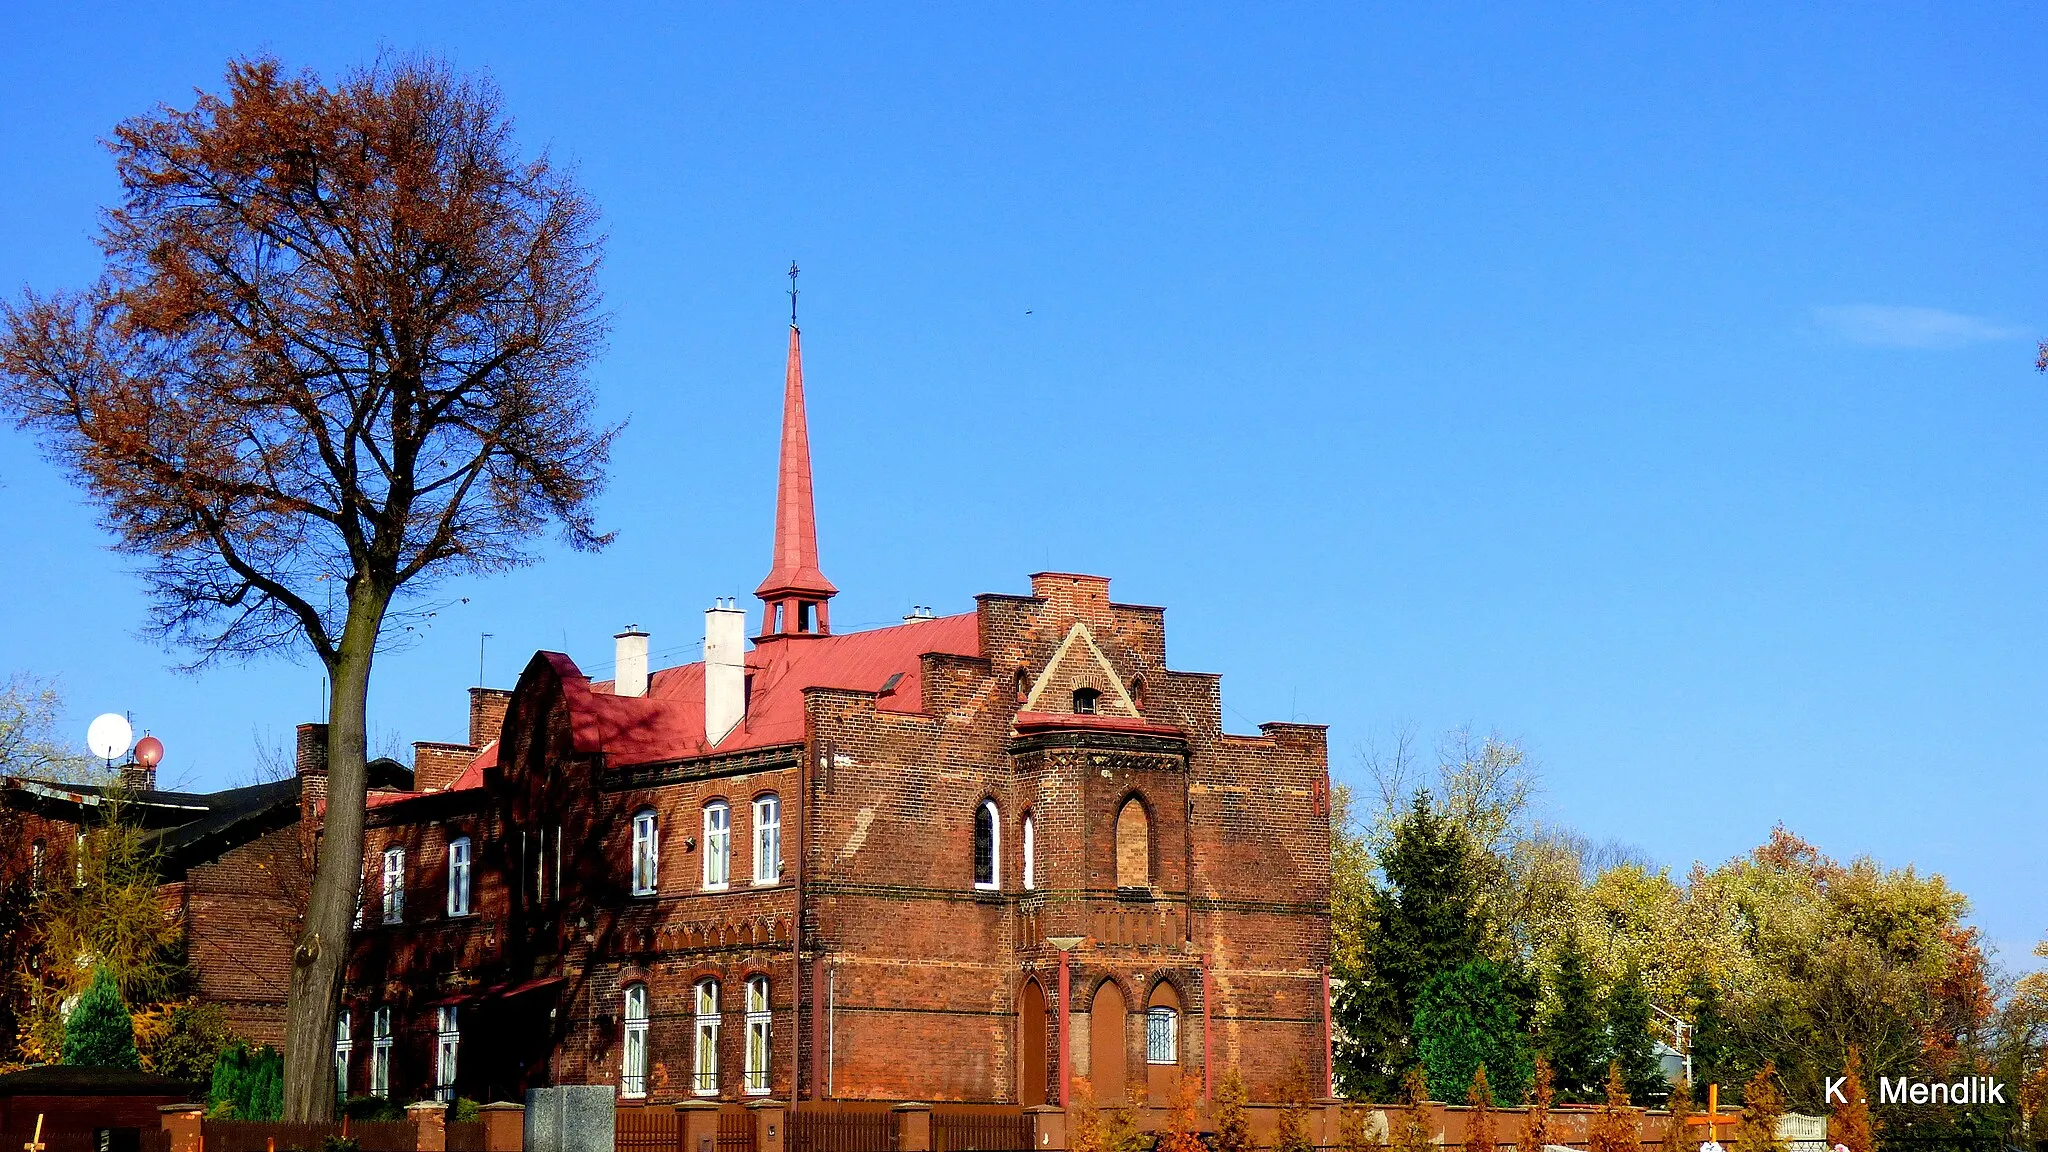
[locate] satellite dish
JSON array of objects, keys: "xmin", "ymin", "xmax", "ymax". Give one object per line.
[
  {"xmin": 134, "ymin": 735, "xmax": 164, "ymax": 768},
  {"xmin": 86, "ymin": 713, "xmax": 133, "ymax": 763}
]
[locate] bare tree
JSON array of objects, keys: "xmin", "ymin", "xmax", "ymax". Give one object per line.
[
  {"xmin": 0, "ymin": 56, "xmax": 613, "ymax": 1117},
  {"xmin": 0, "ymin": 673, "xmax": 102, "ymax": 784}
]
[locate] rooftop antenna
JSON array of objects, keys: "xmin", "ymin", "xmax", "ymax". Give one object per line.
[
  {"xmin": 479, "ymin": 632, "xmax": 494, "ymax": 688},
  {"xmin": 788, "ymin": 261, "xmax": 800, "ymax": 327}
]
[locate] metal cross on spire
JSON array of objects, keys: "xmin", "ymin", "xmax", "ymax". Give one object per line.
[{"xmin": 788, "ymin": 261, "xmax": 800, "ymax": 326}]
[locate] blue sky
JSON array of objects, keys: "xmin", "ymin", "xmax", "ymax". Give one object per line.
[{"xmin": 2, "ymin": 5, "xmax": 2044, "ymax": 968}]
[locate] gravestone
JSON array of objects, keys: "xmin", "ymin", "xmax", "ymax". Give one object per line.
[{"xmin": 525, "ymin": 1085, "xmax": 616, "ymax": 1152}]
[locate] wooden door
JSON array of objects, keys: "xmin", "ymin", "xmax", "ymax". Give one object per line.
[
  {"xmin": 1089, "ymin": 980, "xmax": 1129, "ymax": 1104},
  {"xmin": 1019, "ymin": 978, "xmax": 1047, "ymax": 1105}
]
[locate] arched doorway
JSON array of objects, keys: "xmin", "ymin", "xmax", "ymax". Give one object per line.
[
  {"xmin": 1019, "ymin": 978, "xmax": 1047, "ymax": 1106},
  {"xmin": 1089, "ymin": 979, "xmax": 1129, "ymax": 1104}
]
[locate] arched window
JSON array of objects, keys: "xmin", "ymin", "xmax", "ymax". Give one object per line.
[
  {"xmin": 1116, "ymin": 798, "xmax": 1150, "ymax": 889},
  {"xmin": 753, "ymin": 794, "xmax": 781, "ymax": 884},
  {"xmin": 1072, "ymin": 687, "xmax": 1099, "ymax": 715},
  {"xmin": 631, "ymin": 810, "xmax": 659, "ymax": 896},
  {"xmin": 1021, "ymin": 812, "xmax": 1036, "ymax": 891},
  {"xmin": 693, "ymin": 979, "xmax": 721, "ymax": 1095},
  {"xmin": 744, "ymin": 975, "xmax": 771, "ymax": 1095},
  {"xmin": 1129, "ymin": 675, "xmax": 1147, "ymax": 711},
  {"xmin": 703, "ymin": 801, "xmax": 731, "ymax": 890},
  {"xmin": 622, "ymin": 984, "xmax": 649, "ymax": 1098},
  {"xmin": 1014, "ymin": 669, "xmax": 1029, "ymax": 703},
  {"xmin": 334, "ymin": 1009, "xmax": 352, "ymax": 1097},
  {"xmin": 446, "ymin": 836, "xmax": 472, "ymax": 917},
  {"xmin": 1146, "ymin": 983, "xmax": 1180, "ymax": 1064},
  {"xmin": 381, "ymin": 846, "xmax": 406, "ymax": 923},
  {"xmin": 973, "ymin": 800, "xmax": 1000, "ymax": 890}
]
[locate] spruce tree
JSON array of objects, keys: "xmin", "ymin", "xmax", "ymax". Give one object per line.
[
  {"xmin": 1588, "ymin": 1064, "xmax": 1638, "ymax": 1152},
  {"xmin": 61, "ymin": 964, "xmax": 139, "ymax": 1068},
  {"xmin": 1466, "ymin": 1066, "xmax": 1499, "ymax": 1152},
  {"xmin": 1605, "ymin": 966, "xmax": 1666, "ymax": 1105},
  {"xmin": 1542, "ymin": 933, "xmax": 1607, "ymax": 1102},
  {"xmin": 1520, "ymin": 1056, "xmax": 1556, "ymax": 1152},
  {"xmin": 1735, "ymin": 1064, "xmax": 1786, "ymax": 1152},
  {"xmin": 1214, "ymin": 1066, "xmax": 1254, "ymax": 1152},
  {"xmin": 1685, "ymin": 974, "xmax": 1735, "ymax": 1097},
  {"xmin": 1392, "ymin": 1066, "xmax": 1435, "ymax": 1152},
  {"xmin": 1666, "ymin": 1078, "xmax": 1698, "ymax": 1152},
  {"xmin": 1338, "ymin": 792, "xmax": 1488, "ymax": 1098},
  {"xmin": 1416, "ymin": 960, "xmax": 1533, "ymax": 1105}
]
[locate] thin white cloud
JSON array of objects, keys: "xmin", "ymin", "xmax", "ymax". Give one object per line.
[{"xmin": 1812, "ymin": 304, "xmax": 2027, "ymax": 349}]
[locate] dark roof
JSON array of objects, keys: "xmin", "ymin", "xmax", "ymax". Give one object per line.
[{"xmin": 0, "ymin": 1064, "xmax": 193, "ymax": 1097}]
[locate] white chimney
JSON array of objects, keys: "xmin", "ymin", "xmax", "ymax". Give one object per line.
[
  {"xmin": 615, "ymin": 625, "xmax": 649, "ymax": 698},
  {"xmin": 705, "ymin": 599, "xmax": 748, "ymax": 745}
]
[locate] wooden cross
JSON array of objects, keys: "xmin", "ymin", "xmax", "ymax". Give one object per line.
[
  {"xmin": 22, "ymin": 1115, "xmax": 45, "ymax": 1152},
  {"xmin": 1685, "ymin": 1083, "xmax": 1743, "ymax": 1148}
]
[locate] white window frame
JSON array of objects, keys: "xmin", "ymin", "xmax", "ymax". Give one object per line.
[
  {"xmin": 702, "ymin": 802, "xmax": 730, "ymax": 891},
  {"xmin": 381, "ymin": 847, "xmax": 405, "ymax": 924},
  {"xmin": 1022, "ymin": 813, "xmax": 1035, "ymax": 890},
  {"xmin": 435, "ymin": 1005, "xmax": 460, "ymax": 1101},
  {"xmin": 371, "ymin": 1007, "xmax": 393, "ymax": 1098},
  {"xmin": 745, "ymin": 975, "xmax": 771, "ymax": 1095},
  {"xmin": 335, "ymin": 1009, "xmax": 352, "ymax": 1098},
  {"xmin": 30, "ymin": 840, "xmax": 44, "ymax": 889},
  {"xmin": 694, "ymin": 979, "xmax": 721, "ymax": 1095},
  {"xmin": 622, "ymin": 984, "xmax": 649, "ymax": 1099},
  {"xmin": 631, "ymin": 810, "xmax": 659, "ymax": 896},
  {"xmin": 753, "ymin": 794, "xmax": 781, "ymax": 885},
  {"xmin": 973, "ymin": 800, "xmax": 1000, "ymax": 891},
  {"xmin": 446, "ymin": 836, "xmax": 472, "ymax": 917},
  {"xmin": 1147, "ymin": 1005, "xmax": 1178, "ymax": 1064}
]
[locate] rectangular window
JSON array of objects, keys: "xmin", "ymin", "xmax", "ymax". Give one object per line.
[
  {"xmin": 694, "ymin": 980, "xmax": 720, "ymax": 1095},
  {"xmin": 354, "ymin": 868, "xmax": 365, "ymax": 928},
  {"xmin": 622, "ymin": 985, "xmax": 649, "ymax": 1098},
  {"xmin": 631, "ymin": 811, "xmax": 659, "ymax": 896},
  {"xmin": 371, "ymin": 1008, "xmax": 393, "ymax": 1098},
  {"xmin": 335, "ymin": 1009, "xmax": 352, "ymax": 1098},
  {"xmin": 753, "ymin": 795, "xmax": 781, "ymax": 884},
  {"xmin": 1147, "ymin": 1006, "xmax": 1178, "ymax": 1064},
  {"xmin": 446, "ymin": 837, "xmax": 471, "ymax": 917},
  {"xmin": 381, "ymin": 847, "xmax": 405, "ymax": 924},
  {"xmin": 1022, "ymin": 816, "xmax": 1035, "ymax": 890},
  {"xmin": 702, "ymin": 803, "xmax": 730, "ymax": 890},
  {"xmin": 74, "ymin": 829, "xmax": 85, "ymax": 887},
  {"xmin": 436, "ymin": 1006, "xmax": 460, "ymax": 1102},
  {"xmin": 30, "ymin": 841, "xmax": 44, "ymax": 889},
  {"xmin": 744, "ymin": 976, "xmax": 771, "ymax": 1095},
  {"xmin": 554, "ymin": 824, "xmax": 564, "ymax": 902},
  {"xmin": 534, "ymin": 825, "xmax": 549, "ymax": 902}
]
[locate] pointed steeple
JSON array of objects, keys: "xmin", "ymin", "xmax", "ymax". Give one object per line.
[{"xmin": 756, "ymin": 316, "xmax": 836, "ymax": 639}]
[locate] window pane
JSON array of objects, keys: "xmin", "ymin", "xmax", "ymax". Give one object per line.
[
  {"xmin": 754, "ymin": 795, "xmax": 781, "ymax": 883},
  {"xmin": 1147, "ymin": 1006, "xmax": 1177, "ymax": 1064},
  {"xmin": 973, "ymin": 803, "xmax": 996, "ymax": 887},
  {"xmin": 704, "ymin": 803, "xmax": 730, "ymax": 888}
]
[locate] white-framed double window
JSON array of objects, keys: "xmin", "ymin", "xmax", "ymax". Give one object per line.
[
  {"xmin": 371, "ymin": 1007, "xmax": 393, "ymax": 1097},
  {"xmin": 381, "ymin": 847, "xmax": 405, "ymax": 924},
  {"xmin": 744, "ymin": 975, "xmax": 771, "ymax": 1095},
  {"xmin": 753, "ymin": 794, "xmax": 781, "ymax": 884},
  {"xmin": 973, "ymin": 800, "xmax": 1000, "ymax": 890},
  {"xmin": 1022, "ymin": 812, "xmax": 1035, "ymax": 890},
  {"xmin": 334, "ymin": 1009, "xmax": 352, "ymax": 1097},
  {"xmin": 702, "ymin": 801, "xmax": 730, "ymax": 890},
  {"xmin": 631, "ymin": 810, "xmax": 659, "ymax": 896},
  {"xmin": 622, "ymin": 984, "xmax": 649, "ymax": 1098},
  {"xmin": 446, "ymin": 836, "xmax": 471, "ymax": 917},
  {"xmin": 435, "ymin": 1005, "xmax": 460, "ymax": 1101},
  {"xmin": 694, "ymin": 979, "xmax": 721, "ymax": 1095}
]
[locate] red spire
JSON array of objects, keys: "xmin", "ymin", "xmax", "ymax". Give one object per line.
[{"xmin": 756, "ymin": 323, "xmax": 837, "ymax": 616}]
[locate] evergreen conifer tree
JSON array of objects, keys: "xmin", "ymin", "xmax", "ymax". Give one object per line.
[
  {"xmin": 1829, "ymin": 1049, "xmax": 1876, "ymax": 1152},
  {"xmin": 1393, "ymin": 1067, "xmax": 1435, "ymax": 1152},
  {"xmin": 1588, "ymin": 1063, "xmax": 1638, "ymax": 1152},
  {"xmin": 1736, "ymin": 1064, "xmax": 1786, "ymax": 1152},
  {"xmin": 1276, "ymin": 1063, "xmax": 1317, "ymax": 1152},
  {"xmin": 1214, "ymin": 1066, "xmax": 1254, "ymax": 1152},
  {"xmin": 1543, "ymin": 933, "xmax": 1608, "ymax": 1102},
  {"xmin": 61, "ymin": 964, "xmax": 139, "ymax": 1068},
  {"xmin": 1685, "ymin": 975, "xmax": 1735, "ymax": 1097},
  {"xmin": 1606, "ymin": 966, "xmax": 1666, "ymax": 1104},
  {"xmin": 1466, "ymin": 1066, "xmax": 1499, "ymax": 1152},
  {"xmin": 1417, "ymin": 960, "xmax": 1534, "ymax": 1106},
  {"xmin": 1520, "ymin": 1056, "xmax": 1556, "ymax": 1152},
  {"xmin": 1336, "ymin": 792, "xmax": 1488, "ymax": 1099},
  {"xmin": 1666, "ymin": 1078, "xmax": 1698, "ymax": 1152}
]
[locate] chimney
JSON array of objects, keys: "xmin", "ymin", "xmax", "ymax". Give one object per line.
[
  {"xmin": 118, "ymin": 764, "xmax": 156, "ymax": 793},
  {"xmin": 295, "ymin": 723, "xmax": 329, "ymax": 777},
  {"xmin": 412, "ymin": 743, "xmax": 474, "ymax": 792},
  {"xmin": 615, "ymin": 625, "xmax": 649, "ymax": 697},
  {"xmin": 296, "ymin": 722, "xmax": 329, "ymax": 828},
  {"xmin": 468, "ymin": 687, "xmax": 511, "ymax": 748},
  {"xmin": 705, "ymin": 599, "xmax": 748, "ymax": 745}
]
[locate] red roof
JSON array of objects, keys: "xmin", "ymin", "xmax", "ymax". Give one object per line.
[{"xmin": 549, "ymin": 612, "xmax": 980, "ymax": 766}]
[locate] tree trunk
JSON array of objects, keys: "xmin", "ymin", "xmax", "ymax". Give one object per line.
[{"xmin": 281, "ymin": 584, "xmax": 389, "ymax": 1121}]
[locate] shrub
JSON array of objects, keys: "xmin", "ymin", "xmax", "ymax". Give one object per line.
[
  {"xmin": 206, "ymin": 1042, "xmax": 283, "ymax": 1119},
  {"xmin": 1213, "ymin": 1066, "xmax": 1253, "ymax": 1152},
  {"xmin": 62, "ymin": 965, "xmax": 140, "ymax": 1068}
]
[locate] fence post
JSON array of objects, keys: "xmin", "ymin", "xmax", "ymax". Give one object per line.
[
  {"xmin": 749, "ymin": 1098, "xmax": 789, "ymax": 1152},
  {"xmin": 478, "ymin": 1102, "xmax": 526, "ymax": 1152},
  {"xmin": 159, "ymin": 1104, "xmax": 204, "ymax": 1152},
  {"xmin": 1024, "ymin": 1105, "xmax": 1066, "ymax": 1151},
  {"xmin": 893, "ymin": 1103, "xmax": 933, "ymax": 1152},
  {"xmin": 677, "ymin": 1101, "xmax": 722, "ymax": 1152},
  {"xmin": 409, "ymin": 1100, "xmax": 450, "ymax": 1152}
]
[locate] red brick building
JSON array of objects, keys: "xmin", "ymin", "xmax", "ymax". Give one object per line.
[{"xmin": 343, "ymin": 323, "xmax": 1332, "ymax": 1107}]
